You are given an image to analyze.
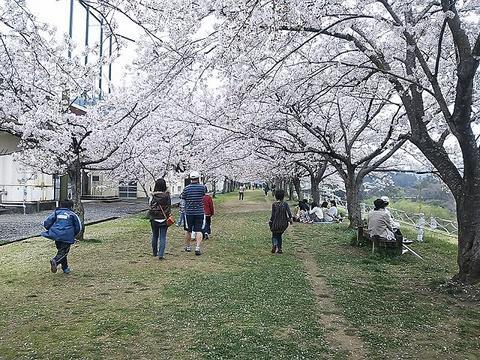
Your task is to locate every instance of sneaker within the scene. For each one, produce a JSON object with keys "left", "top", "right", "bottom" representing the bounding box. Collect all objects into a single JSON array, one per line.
[
  {"left": 277, "top": 248, "right": 283, "bottom": 254},
  {"left": 50, "top": 259, "right": 58, "bottom": 273},
  {"left": 195, "top": 248, "right": 202, "bottom": 256},
  {"left": 271, "top": 246, "right": 276, "bottom": 254},
  {"left": 63, "top": 267, "right": 71, "bottom": 274},
  {"left": 204, "top": 233, "right": 209, "bottom": 240},
  {"left": 184, "top": 246, "right": 192, "bottom": 252},
  {"left": 159, "top": 256, "right": 165, "bottom": 260}
]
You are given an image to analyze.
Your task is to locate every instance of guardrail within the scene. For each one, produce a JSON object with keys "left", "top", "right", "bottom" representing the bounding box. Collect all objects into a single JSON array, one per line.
[{"left": 336, "top": 199, "right": 458, "bottom": 238}]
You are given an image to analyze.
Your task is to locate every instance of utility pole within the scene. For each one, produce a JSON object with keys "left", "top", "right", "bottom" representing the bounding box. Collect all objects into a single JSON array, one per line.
[
  {"left": 68, "top": 0, "right": 74, "bottom": 59},
  {"left": 84, "top": 4, "right": 89, "bottom": 65},
  {"left": 108, "top": 35, "right": 113, "bottom": 93},
  {"left": 98, "top": 17, "right": 104, "bottom": 99}
]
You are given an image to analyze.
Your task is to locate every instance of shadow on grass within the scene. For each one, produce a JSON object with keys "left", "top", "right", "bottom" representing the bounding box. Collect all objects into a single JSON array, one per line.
[{"left": 81, "top": 238, "right": 102, "bottom": 244}]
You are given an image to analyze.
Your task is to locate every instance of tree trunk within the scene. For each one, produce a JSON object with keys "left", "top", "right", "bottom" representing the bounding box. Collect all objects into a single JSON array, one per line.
[
  {"left": 68, "top": 160, "right": 85, "bottom": 241},
  {"left": 293, "top": 177, "right": 302, "bottom": 201},
  {"left": 222, "top": 177, "right": 228, "bottom": 193},
  {"left": 345, "top": 178, "right": 362, "bottom": 230},
  {"left": 81, "top": 170, "right": 89, "bottom": 196},
  {"left": 274, "top": 178, "right": 282, "bottom": 190},
  {"left": 139, "top": 183, "right": 149, "bottom": 198},
  {"left": 454, "top": 191, "right": 480, "bottom": 283},
  {"left": 212, "top": 180, "right": 216, "bottom": 198},
  {"left": 288, "top": 180, "right": 294, "bottom": 200},
  {"left": 310, "top": 175, "right": 320, "bottom": 204}
]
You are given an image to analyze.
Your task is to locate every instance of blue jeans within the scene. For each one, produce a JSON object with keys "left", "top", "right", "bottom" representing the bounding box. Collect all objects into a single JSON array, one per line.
[
  {"left": 177, "top": 212, "right": 185, "bottom": 227},
  {"left": 151, "top": 220, "right": 168, "bottom": 257},
  {"left": 272, "top": 232, "right": 283, "bottom": 249}
]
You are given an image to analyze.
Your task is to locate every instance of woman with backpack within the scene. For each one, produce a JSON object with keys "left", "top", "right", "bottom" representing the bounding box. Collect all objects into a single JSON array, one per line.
[
  {"left": 149, "top": 178, "right": 171, "bottom": 260},
  {"left": 269, "top": 189, "right": 293, "bottom": 254}
]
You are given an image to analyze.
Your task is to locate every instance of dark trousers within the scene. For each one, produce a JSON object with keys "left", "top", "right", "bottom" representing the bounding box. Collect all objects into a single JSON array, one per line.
[
  {"left": 394, "top": 228, "right": 403, "bottom": 242},
  {"left": 239, "top": 192, "right": 244, "bottom": 200},
  {"left": 150, "top": 220, "right": 168, "bottom": 257},
  {"left": 54, "top": 241, "right": 71, "bottom": 270},
  {"left": 272, "top": 232, "right": 283, "bottom": 250},
  {"left": 204, "top": 216, "right": 212, "bottom": 234}
]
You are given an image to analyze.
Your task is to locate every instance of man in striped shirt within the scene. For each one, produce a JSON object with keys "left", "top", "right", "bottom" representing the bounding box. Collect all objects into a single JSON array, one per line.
[{"left": 182, "top": 171, "right": 206, "bottom": 255}]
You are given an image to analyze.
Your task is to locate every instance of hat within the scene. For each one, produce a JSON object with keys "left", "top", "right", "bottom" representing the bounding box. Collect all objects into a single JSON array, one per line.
[
  {"left": 374, "top": 198, "right": 386, "bottom": 209},
  {"left": 380, "top": 196, "right": 389, "bottom": 203},
  {"left": 189, "top": 171, "right": 200, "bottom": 179}
]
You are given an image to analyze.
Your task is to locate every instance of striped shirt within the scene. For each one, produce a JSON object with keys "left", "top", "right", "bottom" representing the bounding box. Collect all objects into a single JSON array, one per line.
[{"left": 182, "top": 183, "right": 206, "bottom": 215}]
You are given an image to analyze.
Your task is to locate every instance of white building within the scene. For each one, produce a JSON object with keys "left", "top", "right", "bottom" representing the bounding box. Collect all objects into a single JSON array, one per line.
[{"left": 0, "top": 131, "right": 56, "bottom": 212}]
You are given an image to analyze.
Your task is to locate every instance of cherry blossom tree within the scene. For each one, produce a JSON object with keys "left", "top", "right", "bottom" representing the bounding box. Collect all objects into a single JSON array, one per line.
[
  {"left": 264, "top": 0, "right": 480, "bottom": 282},
  {"left": 8, "top": 0, "right": 480, "bottom": 282},
  {"left": 0, "top": 0, "right": 97, "bottom": 129},
  {"left": 119, "top": 0, "right": 480, "bottom": 282},
  {"left": 15, "top": 91, "right": 158, "bottom": 238}
]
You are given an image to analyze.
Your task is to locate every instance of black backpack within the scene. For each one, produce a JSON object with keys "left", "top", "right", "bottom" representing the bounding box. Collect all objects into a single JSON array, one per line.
[{"left": 149, "top": 194, "right": 165, "bottom": 218}]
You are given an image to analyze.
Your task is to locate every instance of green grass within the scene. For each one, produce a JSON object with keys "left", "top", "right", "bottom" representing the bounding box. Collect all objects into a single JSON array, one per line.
[
  {"left": 0, "top": 190, "right": 329, "bottom": 359},
  {"left": 289, "top": 223, "right": 480, "bottom": 359},
  {"left": 1, "top": 189, "right": 478, "bottom": 359},
  {"left": 390, "top": 199, "right": 454, "bottom": 220}
]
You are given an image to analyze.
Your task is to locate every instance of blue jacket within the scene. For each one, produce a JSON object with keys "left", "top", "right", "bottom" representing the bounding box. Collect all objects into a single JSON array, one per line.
[{"left": 41, "top": 208, "right": 82, "bottom": 244}]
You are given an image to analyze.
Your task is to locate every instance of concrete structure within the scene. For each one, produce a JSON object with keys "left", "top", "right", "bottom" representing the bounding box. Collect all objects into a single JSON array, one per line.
[{"left": 0, "top": 131, "right": 55, "bottom": 212}]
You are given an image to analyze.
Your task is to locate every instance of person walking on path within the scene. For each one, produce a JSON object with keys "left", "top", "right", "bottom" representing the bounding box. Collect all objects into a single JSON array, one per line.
[
  {"left": 176, "top": 197, "right": 186, "bottom": 227},
  {"left": 149, "top": 178, "right": 171, "bottom": 260},
  {"left": 182, "top": 171, "right": 206, "bottom": 256},
  {"left": 269, "top": 190, "right": 293, "bottom": 254},
  {"left": 271, "top": 184, "right": 276, "bottom": 197},
  {"left": 41, "top": 200, "right": 82, "bottom": 274},
  {"left": 239, "top": 185, "right": 245, "bottom": 200},
  {"left": 202, "top": 189, "right": 215, "bottom": 240}
]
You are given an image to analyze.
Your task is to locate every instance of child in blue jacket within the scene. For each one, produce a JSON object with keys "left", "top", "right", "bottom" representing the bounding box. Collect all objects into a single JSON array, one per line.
[{"left": 41, "top": 200, "right": 82, "bottom": 274}]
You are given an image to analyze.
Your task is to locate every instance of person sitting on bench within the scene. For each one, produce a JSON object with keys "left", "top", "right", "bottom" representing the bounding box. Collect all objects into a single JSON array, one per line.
[
  {"left": 368, "top": 198, "right": 395, "bottom": 241},
  {"left": 380, "top": 196, "right": 403, "bottom": 240}
]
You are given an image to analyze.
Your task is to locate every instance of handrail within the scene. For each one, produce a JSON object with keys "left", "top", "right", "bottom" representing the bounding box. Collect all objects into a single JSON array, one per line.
[{"left": 336, "top": 199, "right": 458, "bottom": 238}]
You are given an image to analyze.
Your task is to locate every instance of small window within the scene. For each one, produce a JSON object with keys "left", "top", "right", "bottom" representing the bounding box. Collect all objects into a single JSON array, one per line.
[{"left": 92, "top": 175, "right": 100, "bottom": 182}]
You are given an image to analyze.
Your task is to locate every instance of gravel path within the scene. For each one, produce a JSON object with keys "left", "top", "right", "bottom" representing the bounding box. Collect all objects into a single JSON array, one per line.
[{"left": 0, "top": 197, "right": 179, "bottom": 244}]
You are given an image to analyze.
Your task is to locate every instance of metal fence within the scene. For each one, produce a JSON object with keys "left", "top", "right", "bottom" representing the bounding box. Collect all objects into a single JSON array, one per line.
[{"left": 336, "top": 199, "right": 458, "bottom": 238}]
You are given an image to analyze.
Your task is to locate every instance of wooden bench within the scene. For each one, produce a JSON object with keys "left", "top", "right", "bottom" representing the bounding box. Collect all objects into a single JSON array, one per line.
[
  {"left": 357, "top": 226, "right": 423, "bottom": 259},
  {"left": 359, "top": 227, "right": 402, "bottom": 255}
]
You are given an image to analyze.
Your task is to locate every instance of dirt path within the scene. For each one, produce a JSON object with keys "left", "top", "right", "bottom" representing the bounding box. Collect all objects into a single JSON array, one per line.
[
  {"left": 221, "top": 192, "right": 366, "bottom": 357},
  {"left": 225, "top": 192, "right": 367, "bottom": 357},
  {"left": 291, "top": 232, "right": 367, "bottom": 359},
  {"left": 218, "top": 192, "right": 272, "bottom": 213}
]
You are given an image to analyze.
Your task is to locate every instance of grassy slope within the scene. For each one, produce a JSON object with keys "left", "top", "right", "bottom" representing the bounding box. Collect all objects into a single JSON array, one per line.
[
  {"left": 1, "top": 191, "right": 479, "bottom": 359},
  {"left": 363, "top": 197, "right": 455, "bottom": 221},
  {"left": 0, "top": 191, "right": 328, "bottom": 359},
  {"left": 289, "top": 223, "right": 480, "bottom": 359}
]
